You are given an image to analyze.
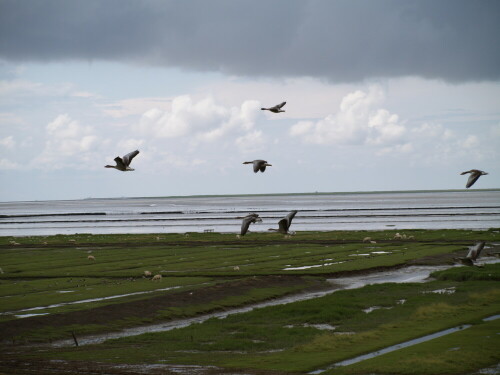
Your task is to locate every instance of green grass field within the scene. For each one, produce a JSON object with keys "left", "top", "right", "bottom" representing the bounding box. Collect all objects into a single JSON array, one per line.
[{"left": 0, "top": 229, "right": 499, "bottom": 374}]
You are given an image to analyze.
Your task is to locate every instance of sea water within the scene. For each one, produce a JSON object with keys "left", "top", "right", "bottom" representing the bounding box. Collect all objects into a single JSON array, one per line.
[{"left": 1, "top": 190, "right": 499, "bottom": 236}]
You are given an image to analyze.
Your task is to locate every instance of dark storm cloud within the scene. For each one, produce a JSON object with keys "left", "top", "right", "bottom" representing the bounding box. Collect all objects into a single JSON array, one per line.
[{"left": 1, "top": 0, "right": 499, "bottom": 82}]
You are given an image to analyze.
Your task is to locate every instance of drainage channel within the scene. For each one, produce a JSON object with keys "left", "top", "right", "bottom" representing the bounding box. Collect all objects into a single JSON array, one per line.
[
  {"left": 309, "top": 315, "right": 500, "bottom": 374},
  {"left": 49, "top": 258, "right": 499, "bottom": 348},
  {"left": 1, "top": 284, "right": 206, "bottom": 318}
]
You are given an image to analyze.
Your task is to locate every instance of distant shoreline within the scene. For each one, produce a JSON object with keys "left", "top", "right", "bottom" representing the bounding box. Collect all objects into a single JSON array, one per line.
[{"left": 2, "top": 188, "right": 499, "bottom": 204}]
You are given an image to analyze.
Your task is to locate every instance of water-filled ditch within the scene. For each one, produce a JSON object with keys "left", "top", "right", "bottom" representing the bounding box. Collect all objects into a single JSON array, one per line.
[{"left": 50, "top": 257, "right": 499, "bottom": 348}]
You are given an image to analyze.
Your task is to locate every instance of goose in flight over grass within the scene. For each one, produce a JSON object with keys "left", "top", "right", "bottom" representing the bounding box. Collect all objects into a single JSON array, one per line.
[
  {"left": 261, "top": 101, "right": 286, "bottom": 113},
  {"left": 460, "top": 169, "right": 488, "bottom": 188},
  {"left": 269, "top": 210, "right": 298, "bottom": 235},
  {"left": 239, "top": 213, "right": 263, "bottom": 237},
  {"left": 457, "top": 241, "right": 485, "bottom": 266},
  {"left": 105, "top": 150, "right": 140, "bottom": 171},
  {"left": 243, "top": 160, "right": 272, "bottom": 173}
]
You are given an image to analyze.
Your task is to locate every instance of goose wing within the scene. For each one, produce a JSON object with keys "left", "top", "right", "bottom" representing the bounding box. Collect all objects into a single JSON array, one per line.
[
  {"left": 471, "top": 241, "right": 485, "bottom": 261},
  {"left": 253, "top": 160, "right": 265, "bottom": 173},
  {"left": 285, "top": 210, "right": 297, "bottom": 224},
  {"left": 466, "top": 172, "right": 481, "bottom": 188},
  {"left": 241, "top": 214, "right": 261, "bottom": 235},
  {"left": 277, "top": 101, "right": 286, "bottom": 109},
  {"left": 241, "top": 215, "right": 257, "bottom": 235},
  {"left": 114, "top": 157, "right": 126, "bottom": 169},
  {"left": 240, "top": 217, "right": 252, "bottom": 235},
  {"left": 277, "top": 218, "right": 288, "bottom": 233},
  {"left": 122, "top": 150, "right": 139, "bottom": 167},
  {"left": 466, "top": 241, "right": 485, "bottom": 261}
]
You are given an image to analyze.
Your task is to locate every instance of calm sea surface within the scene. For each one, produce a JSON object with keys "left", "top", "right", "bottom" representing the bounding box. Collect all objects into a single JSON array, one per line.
[{"left": 1, "top": 191, "right": 499, "bottom": 236}]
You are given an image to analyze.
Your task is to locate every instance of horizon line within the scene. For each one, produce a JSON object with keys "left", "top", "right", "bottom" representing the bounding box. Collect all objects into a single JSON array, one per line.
[{"left": 1, "top": 188, "right": 499, "bottom": 204}]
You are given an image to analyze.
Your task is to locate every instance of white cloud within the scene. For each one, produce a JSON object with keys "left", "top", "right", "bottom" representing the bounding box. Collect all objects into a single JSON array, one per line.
[
  {"left": 36, "top": 114, "right": 103, "bottom": 169},
  {"left": 405, "top": 122, "right": 486, "bottom": 164},
  {"left": 46, "top": 114, "right": 92, "bottom": 139},
  {"left": 288, "top": 87, "right": 492, "bottom": 166},
  {"left": 71, "top": 91, "right": 101, "bottom": 99},
  {"left": 0, "top": 158, "right": 21, "bottom": 170},
  {"left": 460, "top": 135, "right": 479, "bottom": 149},
  {"left": 100, "top": 97, "right": 172, "bottom": 118},
  {"left": 135, "top": 95, "right": 261, "bottom": 144},
  {"left": 0, "top": 79, "right": 72, "bottom": 97},
  {"left": 366, "top": 109, "right": 405, "bottom": 145},
  {"left": 289, "top": 86, "right": 406, "bottom": 146},
  {"left": 235, "top": 130, "right": 266, "bottom": 154},
  {"left": 0, "top": 112, "right": 25, "bottom": 126},
  {"left": 0, "top": 136, "right": 16, "bottom": 149},
  {"left": 117, "top": 138, "right": 145, "bottom": 151},
  {"left": 377, "top": 143, "right": 414, "bottom": 156},
  {"left": 490, "top": 123, "right": 500, "bottom": 137},
  {"left": 0, "top": 79, "right": 43, "bottom": 96}
]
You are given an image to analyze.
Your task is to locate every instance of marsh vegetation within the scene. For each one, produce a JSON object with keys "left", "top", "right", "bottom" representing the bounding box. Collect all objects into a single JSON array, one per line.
[{"left": 0, "top": 229, "right": 499, "bottom": 374}]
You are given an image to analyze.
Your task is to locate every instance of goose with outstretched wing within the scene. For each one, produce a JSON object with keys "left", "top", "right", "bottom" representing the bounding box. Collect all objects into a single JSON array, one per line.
[
  {"left": 269, "top": 210, "right": 298, "bottom": 234},
  {"left": 243, "top": 160, "right": 272, "bottom": 173},
  {"left": 261, "top": 101, "right": 286, "bottom": 113},
  {"left": 105, "top": 150, "right": 140, "bottom": 171},
  {"left": 460, "top": 169, "right": 488, "bottom": 188},
  {"left": 457, "top": 241, "right": 485, "bottom": 266},
  {"left": 239, "top": 213, "right": 263, "bottom": 237}
]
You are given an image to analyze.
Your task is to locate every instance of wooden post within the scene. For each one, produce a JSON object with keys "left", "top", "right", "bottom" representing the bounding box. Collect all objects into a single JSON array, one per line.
[{"left": 71, "top": 331, "right": 79, "bottom": 347}]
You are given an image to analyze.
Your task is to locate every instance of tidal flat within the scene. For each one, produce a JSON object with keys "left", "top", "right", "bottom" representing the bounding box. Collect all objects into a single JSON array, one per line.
[{"left": 0, "top": 229, "right": 499, "bottom": 374}]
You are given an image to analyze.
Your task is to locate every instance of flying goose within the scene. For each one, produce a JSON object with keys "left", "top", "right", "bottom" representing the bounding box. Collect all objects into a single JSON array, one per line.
[
  {"left": 105, "top": 150, "right": 140, "bottom": 171},
  {"left": 239, "top": 213, "right": 263, "bottom": 237},
  {"left": 457, "top": 241, "right": 485, "bottom": 266},
  {"left": 269, "top": 210, "right": 298, "bottom": 235},
  {"left": 243, "top": 160, "right": 272, "bottom": 173},
  {"left": 261, "top": 101, "right": 286, "bottom": 113},
  {"left": 460, "top": 169, "right": 488, "bottom": 188}
]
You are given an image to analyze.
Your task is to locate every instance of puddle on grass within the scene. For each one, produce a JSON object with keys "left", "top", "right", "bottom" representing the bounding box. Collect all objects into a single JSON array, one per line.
[
  {"left": 363, "top": 306, "right": 392, "bottom": 313},
  {"left": 483, "top": 314, "right": 500, "bottom": 321},
  {"left": 474, "top": 363, "right": 500, "bottom": 374},
  {"left": 48, "top": 258, "right": 500, "bottom": 348},
  {"left": 423, "top": 287, "right": 456, "bottom": 295},
  {"left": 308, "top": 314, "right": 500, "bottom": 374},
  {"left": 15, "top": 313, "right": 49, "bottom": 319},
  {"left": 285, "top": 323, "right": 337, "bottom": 331},
  {"left": 283, "top": 262, "right": 345, "bottom": 271},
  {"left": 304, "top": 324, "right": 337, "bottom": 331}
]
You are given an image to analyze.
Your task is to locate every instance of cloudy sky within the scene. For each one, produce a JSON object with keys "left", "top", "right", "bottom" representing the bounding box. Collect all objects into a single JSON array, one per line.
[{"left": 1, "top": 0, "right": 499, "bottom": 201}]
